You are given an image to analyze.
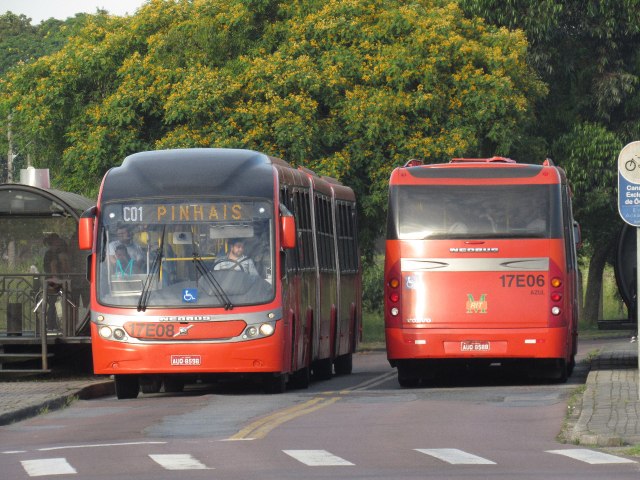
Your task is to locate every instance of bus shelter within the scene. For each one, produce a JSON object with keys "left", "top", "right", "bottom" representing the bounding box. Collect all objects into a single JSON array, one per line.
[{"left": 0, "top": 171, "right": 93, "bottom": 372}]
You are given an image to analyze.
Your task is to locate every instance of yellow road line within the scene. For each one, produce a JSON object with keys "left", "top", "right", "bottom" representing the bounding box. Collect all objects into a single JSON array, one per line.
[
  {"left": 227, "top": 396, "right": 337, "bottom": 440},
  {"left": 226, "top": 371, "right": 395, "bottom": 441}
]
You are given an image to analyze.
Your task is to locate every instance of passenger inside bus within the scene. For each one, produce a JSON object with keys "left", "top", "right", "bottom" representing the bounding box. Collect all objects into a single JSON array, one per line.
[
  {"left": 114, "top": 244, "right": 134, "bottom": 277},
  {"left": 108, "top": 225, "right": 145, "bottom": 272}
]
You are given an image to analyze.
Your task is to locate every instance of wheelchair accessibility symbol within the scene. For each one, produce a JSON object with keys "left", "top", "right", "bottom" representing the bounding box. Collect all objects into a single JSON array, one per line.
[{"left": 183, "top": 289, "right": 198, "bottom": 303}]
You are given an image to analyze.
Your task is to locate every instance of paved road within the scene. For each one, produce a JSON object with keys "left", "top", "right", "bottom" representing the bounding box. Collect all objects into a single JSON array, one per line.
[{"left": 1, "top": 338, "right": 639, "bottom": 479}]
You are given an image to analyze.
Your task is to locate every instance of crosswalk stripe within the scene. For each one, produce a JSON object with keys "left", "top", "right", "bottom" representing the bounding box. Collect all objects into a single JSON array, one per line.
[
  {"left": 148, "top": 454, "right": 211, "bottom": 470},
  {"left": 283, "top": 449, "right": 355, "bottom": 466},
  {"left": 546, "top": 449, "right": 637, "bottom": 464},
  {"left": 21, "top": 458, "right": 77, "bottom": 476},
  {"left": 415, "top": 448, "right": 496, "bottom": 465}
]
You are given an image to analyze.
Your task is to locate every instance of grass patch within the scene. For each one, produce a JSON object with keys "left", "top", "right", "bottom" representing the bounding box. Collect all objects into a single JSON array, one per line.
[
  {"left": 360, "top": 309, "right": 385, "bottom": 350},
  {"left": 557, "top": 384, "right": 587, "bottom": 444},
  {"left": 620, "top": 445, "right": 640, "bottom": 457}
]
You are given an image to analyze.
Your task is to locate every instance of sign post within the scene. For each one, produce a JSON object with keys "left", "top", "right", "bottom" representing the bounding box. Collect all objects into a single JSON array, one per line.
[{"left": 617, "top": 141, "right": 640, "bottom": 396}]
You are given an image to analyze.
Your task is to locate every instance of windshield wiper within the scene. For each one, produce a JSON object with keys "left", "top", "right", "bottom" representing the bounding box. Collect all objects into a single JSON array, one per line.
[
  {"left": 191, "top": 235, "right": 233, "bottom": 310},
  {"left": 137, "top": 227, "right": 165, "bottom": 312}
]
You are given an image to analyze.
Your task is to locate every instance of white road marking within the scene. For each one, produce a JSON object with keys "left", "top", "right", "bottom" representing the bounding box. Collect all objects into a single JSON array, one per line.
[
  {"left": 547, "top": 449, "right": 637, "bottom": 464},
  {"left": 39, "top": 441, "right": 167, "bottom": 451},
  {"left": 283, "top": 449, "right": 355, "bottom": 466},
  {"left": 415, "top": 448, "right": 496, "bottom": 465},
  {"left": 21, "top": 458, "right": 77, "bottom": 476},
  {"left": 149, "top": 454, "right": 211, "bottom": 470}
]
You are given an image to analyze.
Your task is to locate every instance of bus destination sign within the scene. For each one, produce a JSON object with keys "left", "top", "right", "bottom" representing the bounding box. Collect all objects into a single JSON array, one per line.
[{"left": 104, "top": 201, "right": 270, "bottom": 224}]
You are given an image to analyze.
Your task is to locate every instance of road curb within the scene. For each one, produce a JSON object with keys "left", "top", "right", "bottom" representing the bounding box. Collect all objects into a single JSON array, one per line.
[{"left": 0, "top": 380, "right": 114, "bottom": 427}]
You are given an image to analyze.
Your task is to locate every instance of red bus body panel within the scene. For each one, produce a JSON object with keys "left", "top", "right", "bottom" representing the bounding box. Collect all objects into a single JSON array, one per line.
[
  {"left": 85, "top": 149, "right": 361, "bottom": 389},
  {"left": 385, "top": 160, "right": 579, "bottom": 378}
]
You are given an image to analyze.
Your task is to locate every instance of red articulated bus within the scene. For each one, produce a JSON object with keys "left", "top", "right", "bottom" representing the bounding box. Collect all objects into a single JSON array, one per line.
[
  {"left": 384, "top": 157, "right": 580, "bottom": 386},
  {"left": 79, "top": 148, "right": 361, "bottom": 398}
]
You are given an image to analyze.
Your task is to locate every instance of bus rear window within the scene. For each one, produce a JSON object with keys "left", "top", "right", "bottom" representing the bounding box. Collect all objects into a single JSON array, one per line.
[{"left": 388, "top": 185, "right": 562, "bottom": 240}]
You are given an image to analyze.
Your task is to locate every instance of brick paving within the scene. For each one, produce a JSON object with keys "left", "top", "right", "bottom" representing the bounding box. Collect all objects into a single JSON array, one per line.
[{"left": 570, "top": 342, "right": 640, "bottom": 446}]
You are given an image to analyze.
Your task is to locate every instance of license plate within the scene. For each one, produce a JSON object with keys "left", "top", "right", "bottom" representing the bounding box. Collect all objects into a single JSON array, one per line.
[
  {"left": 170, "top": 355, "right": 201, "bottom": 366},
  {"left": 461, "top": 341, "right": 490, "bottom": 352}
]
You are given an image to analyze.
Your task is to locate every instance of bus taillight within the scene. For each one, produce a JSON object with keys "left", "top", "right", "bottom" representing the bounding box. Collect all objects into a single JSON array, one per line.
[
  {"left": 548, "top": 273, "right": 566, "bottom": 327},
  {"left": 385, "top": 264, "right": 402, "bottom": 327}
]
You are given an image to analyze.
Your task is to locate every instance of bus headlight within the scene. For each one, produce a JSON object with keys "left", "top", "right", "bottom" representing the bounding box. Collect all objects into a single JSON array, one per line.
[
  {"left": 245, "top": 326, "right": 259, "bottom": 338},
  {"left": 113, "top": 328, "right": 127, "bottom": 341},
  {"left": 99, "top": 326, "right": 112, "bottom": 339},
  {"left": 243, "top": 322, "right": 276, "bottom": 339},
  {"left": 259, "top": 323, "right": 275, "bottom": 336}
]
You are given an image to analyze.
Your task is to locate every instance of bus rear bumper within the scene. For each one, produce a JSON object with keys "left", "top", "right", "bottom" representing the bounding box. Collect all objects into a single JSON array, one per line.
[{"left": 385, "top": 327, "right": 570, "bottom": 362}]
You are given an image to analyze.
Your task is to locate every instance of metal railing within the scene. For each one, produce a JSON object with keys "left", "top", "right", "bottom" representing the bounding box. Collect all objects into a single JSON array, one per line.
[{"left": 0, "top": 273, "right": 90, "bottom": 339}]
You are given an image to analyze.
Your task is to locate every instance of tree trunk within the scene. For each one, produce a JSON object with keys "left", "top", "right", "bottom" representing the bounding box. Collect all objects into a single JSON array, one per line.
[{"left": 582, "top": 240, "right": 615, "bottom": 327}]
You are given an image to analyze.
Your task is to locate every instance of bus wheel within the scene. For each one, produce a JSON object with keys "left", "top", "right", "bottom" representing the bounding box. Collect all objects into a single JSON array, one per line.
[
  {"left": 289, "top": 366, "right": 310, "bottom": 389},
  {"left": 554, "top": 360, "right": 569, "bottom": 383},
  {"left": 312, "top": 358, "right": 333, "bottom": 380},
  {"left": 163, "top": 376, "right": 185, "bottom": 393},
  {"left": 567, "top": 355, "right": 576, "bottom": 376},
  {"left": 264, "top": 373, "right": 287, "bottom": 394},
  {"left": 397, "top": 366, "right": 420, "bottom": 388},
  {"left": 139, "top": 375, "right": 162, "bottom": 394},
  {"left": 114, "top": 375, "right": 139, "bottom": 399},
  {"left": 334, "top": 353, "right": 353, "bottom": 375}
]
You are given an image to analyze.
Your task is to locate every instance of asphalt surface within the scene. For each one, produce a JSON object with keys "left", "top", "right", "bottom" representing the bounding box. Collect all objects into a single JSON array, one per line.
[{"left": 0, "top": 340, "right": 639, "bottom": 447}]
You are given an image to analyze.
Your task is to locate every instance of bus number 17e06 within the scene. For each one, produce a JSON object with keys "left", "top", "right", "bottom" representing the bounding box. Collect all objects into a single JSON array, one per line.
[
  {"left": 384, "top": 157, "right": 580, "bottom": 387},
  {"left": 499, "top": 274, "right": 545, "bottom": 288}
]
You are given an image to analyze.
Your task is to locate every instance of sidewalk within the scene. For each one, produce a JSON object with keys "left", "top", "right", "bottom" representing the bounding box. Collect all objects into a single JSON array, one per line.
[
  {"left": 0, "top": 377, "right": 114, "bottom": 426},
  {"left": 0, "top": 343, "right": 639, "bottom": 448},
  {"left": 569, "top": 340, "right": 640, "bottom": 446}
]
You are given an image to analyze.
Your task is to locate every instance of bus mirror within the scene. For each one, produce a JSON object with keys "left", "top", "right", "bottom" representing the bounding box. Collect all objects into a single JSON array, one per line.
[
  {"left": 573, "top": 221, "right": 582, "bottom": 249},
  {"left": 280, "top": 215, "right": 296, "bottom": 249},
  {"left": 78, "top": 216, "right": 95, "bottom": 250}
]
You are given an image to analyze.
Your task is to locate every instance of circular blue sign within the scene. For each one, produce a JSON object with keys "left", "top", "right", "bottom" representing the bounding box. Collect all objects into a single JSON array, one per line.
[{"left": 618, "top": 141, "right": 640, "bottom": 227}]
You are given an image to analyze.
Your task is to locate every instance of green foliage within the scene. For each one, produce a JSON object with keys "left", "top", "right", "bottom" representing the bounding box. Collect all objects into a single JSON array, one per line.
[
  {"left": 459, "top": 0, "right": 640, "bottom": 324},
  {"left": 362, "top": 256, "right": 384, "bottom": 313},
  {"left": 0, "top": 0, "right": 545, "bottom": 247}
]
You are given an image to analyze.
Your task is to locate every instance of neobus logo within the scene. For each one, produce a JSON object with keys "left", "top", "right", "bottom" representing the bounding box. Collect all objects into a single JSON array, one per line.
[
  {"left": 450, "top": 247, "right": 499, "bottom": 253},
  {"left": 466, "top": 294, "right": 488, "bottom": 314}
]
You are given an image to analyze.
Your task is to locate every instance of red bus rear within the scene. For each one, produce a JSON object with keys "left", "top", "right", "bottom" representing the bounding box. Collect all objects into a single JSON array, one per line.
[{"left": 385, "top": 157, "right": 580, "bottom": 386}]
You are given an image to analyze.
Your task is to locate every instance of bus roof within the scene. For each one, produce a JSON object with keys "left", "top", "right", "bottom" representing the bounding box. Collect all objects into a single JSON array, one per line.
[
  {"left": 101, "top": 148, "right": 279, "bottom": 202},
  {"left": 392, "top": 157, "right": 564, "bottom": 185}
]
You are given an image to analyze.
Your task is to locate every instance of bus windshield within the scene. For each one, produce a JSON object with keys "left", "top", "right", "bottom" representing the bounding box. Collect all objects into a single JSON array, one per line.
[
  {"left": 388, "top": 184, "right": 562, "bottom": 240},
  {"left": 97, "top": 198, "right": 275, "bottom": 308}
]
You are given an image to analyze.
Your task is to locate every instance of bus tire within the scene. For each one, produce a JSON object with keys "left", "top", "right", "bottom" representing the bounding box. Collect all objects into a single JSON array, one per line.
[
  {"left": 567, "top": 356, "right": 576, "bottom": 376},
  {"left": 163, "top": 376, "right": 185, "bottom": 393},
  {"left": 114, "top": 374, "right": 139, "bottom": 399},
  {"left": 397, "top": 366, "right": 420, "bottom": 388},
  {"left": 264, "top": 373, "right": 287, "bottom": 394},
  {"left": 139, "top": 375, "right": 162, "bottom": 394},
  {"left": 554, "top": 360, "right": 569, "bottom": 383},
  {"left": 334, "top": 353, "right": 353, "bottom": 375},
  {"left": 312, "top": 358, "right": 333, "bottom": 380},
  {"left": 289, "top": 366, "right": 310, "bottom": 389}
]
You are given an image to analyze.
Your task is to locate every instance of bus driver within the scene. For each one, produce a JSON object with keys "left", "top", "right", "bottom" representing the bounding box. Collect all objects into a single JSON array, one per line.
[{"left": 213, "top": 238, "right": 259, "bottom": 276}]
